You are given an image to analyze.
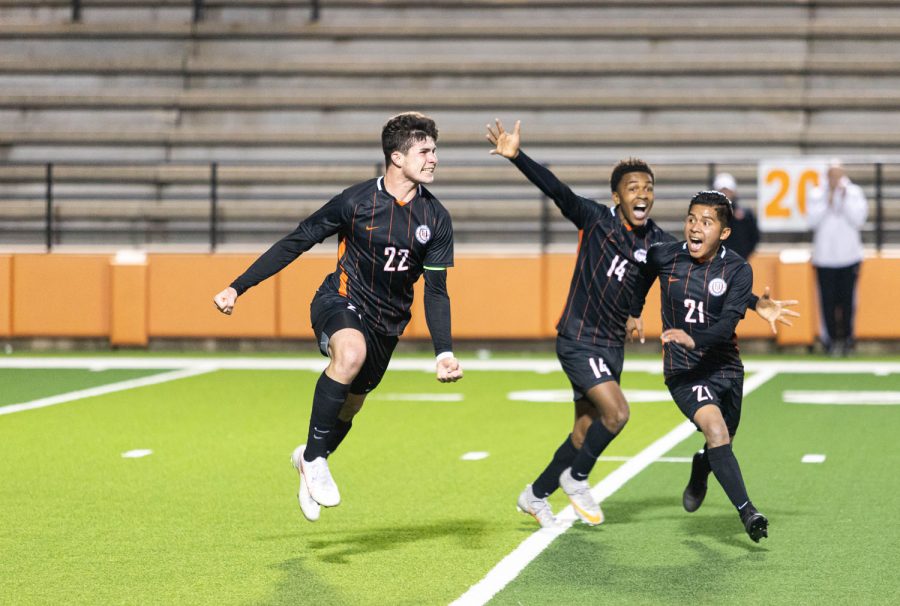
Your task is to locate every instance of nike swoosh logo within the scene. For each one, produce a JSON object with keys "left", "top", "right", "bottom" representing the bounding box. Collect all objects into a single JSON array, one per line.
[{"left": 366, "top": 226, "right": 379, "bottom": 231}]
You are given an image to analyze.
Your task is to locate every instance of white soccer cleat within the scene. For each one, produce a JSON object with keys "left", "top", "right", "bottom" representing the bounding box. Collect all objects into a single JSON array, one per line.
[
  {"left": 516, "top": 484, "right": 559, "bottom": 529},
  {"left": 298, "top": 449, "right": 341, "bottom": 507},
  {"left": 291, "top": 445, "right": 321, "bottom": 521},
  {"left": 559, "top": 468, "right": 604, "bottom": 526}
]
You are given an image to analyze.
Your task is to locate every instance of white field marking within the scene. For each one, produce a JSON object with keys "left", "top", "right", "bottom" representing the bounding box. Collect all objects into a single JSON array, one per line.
[
  {"left": 451, "top": 367, "right": 778, "bottom": 606},
  {"left": 461, "top": 452, "right": 490, "bottom": 461},
  {"left": 369, "top": 393, "right": 464, "bottom": 402},
  {"left": 783, "top": 391, "right": 900, "bottom": 405},
  {"left": 122, "top": 449, "right": 153, "bottom": 458},
  {"left": 1, "top": 357, "right": 899, "bottom": 375},
  {"left": 801, "top": 454, "right": 826, "bottom": 463},
  {"left": 598, "top": 455, "right": 692, "bottom": 463},
  {"left": 0, "top": 366, "right": 216, "bottom": 417},
  {"left": 508, "top": 389, "right": 671, "bottom": 403}
]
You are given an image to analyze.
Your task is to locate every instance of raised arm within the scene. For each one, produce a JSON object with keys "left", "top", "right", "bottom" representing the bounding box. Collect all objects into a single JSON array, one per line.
[{"left": 486, "top": 118, "right": 603, "bottom": 228}]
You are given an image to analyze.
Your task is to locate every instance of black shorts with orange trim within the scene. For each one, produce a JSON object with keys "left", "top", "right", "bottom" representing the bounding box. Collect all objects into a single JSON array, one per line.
[{"left": 310, "top": 291, "right": 398, "bottom": 395}]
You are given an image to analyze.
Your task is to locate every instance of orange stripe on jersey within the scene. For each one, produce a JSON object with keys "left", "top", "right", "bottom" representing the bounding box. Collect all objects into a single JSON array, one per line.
[
  {"left": 337, "top": 236, "right": 349, "bottom": 297},
  {"left": 557, "top": 229, "right": 585, "bottom": 327},
  {"left": 394, "top": 198, "right": 408, "bottom": 207}
]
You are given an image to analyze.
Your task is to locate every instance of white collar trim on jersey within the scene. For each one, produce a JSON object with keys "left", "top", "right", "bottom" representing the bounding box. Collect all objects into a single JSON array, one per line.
[
  {"left": 377, "top": 176, "right": 422, "bottom": 197},
  {"left": 681, "top": 242, "right": 728, "bottom": 258}
]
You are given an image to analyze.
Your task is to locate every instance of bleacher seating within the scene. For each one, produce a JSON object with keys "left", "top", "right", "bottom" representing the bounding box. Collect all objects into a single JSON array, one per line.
[{"left": 1, "top": 0, "right": 899, "bottom": 248}]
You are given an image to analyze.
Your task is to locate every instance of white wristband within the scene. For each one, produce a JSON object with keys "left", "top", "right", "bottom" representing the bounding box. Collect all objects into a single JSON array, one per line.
[{"left": 436, "top": 351, "right": 454, "bottom": 362}]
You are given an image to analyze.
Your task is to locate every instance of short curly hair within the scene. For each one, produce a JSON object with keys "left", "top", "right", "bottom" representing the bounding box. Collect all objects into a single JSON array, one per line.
[
  {"left": 382, "top": 112, "right": 438, "bottom": 165},
  {"left": 610, "top": 158, "right": 654, "bottom": 192}
]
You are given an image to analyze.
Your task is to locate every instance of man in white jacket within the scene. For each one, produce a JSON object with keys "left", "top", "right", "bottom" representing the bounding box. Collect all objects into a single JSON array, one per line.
[{"left": 807, "top": 160, "right": 868, "bottom": 356}]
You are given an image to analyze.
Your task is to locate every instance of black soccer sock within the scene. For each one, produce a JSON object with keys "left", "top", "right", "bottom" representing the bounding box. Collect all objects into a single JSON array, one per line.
[
  {"left": 326, "top": 418, "right": 353, "bottom": 456},
  {"left": 532, "top": 435, "right": 579, "bottom": 498},
  {"left": 570, "top": 420, "right": 619, "bottom": 481},
  {"left": 303, "top": 372, "right": 350, "bottom": 461},
  {"left": 707, "top": 443, "right": 751, "bottom": 511},
  {"left": 690, "top": 443, "right": 712, "bottom": 484}
]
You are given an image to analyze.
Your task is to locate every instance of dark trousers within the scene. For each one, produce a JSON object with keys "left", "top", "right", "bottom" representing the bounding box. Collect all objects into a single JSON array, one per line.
[{"left": 815, "top": 263, "right": 861, "bottom": 352}]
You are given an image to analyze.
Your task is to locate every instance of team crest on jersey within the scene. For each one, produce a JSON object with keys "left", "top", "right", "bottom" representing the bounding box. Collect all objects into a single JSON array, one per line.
[
  {"left": 415, "top": 225, "right": 432, "bottom": 244},
  {"left": 708, "top": 278, "right": 728, "bottom": 296},
  {"left": 634, "top": 248, "right": 647, "bottom": 263}
]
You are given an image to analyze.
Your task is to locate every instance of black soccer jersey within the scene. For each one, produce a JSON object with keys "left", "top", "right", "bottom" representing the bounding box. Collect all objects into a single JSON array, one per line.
[
  {"left": 230, "top": 177, "right": 454, "bottom": 336},
  {"left": 511, "top": 152, "right": 675, "bottom": 347},
  {"left": 639, "top": 241, "right": 753, "bottom": 379}
]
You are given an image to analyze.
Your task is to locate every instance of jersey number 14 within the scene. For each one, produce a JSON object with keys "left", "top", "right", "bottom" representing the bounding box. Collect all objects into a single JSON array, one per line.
[{"left": 606, "top": 255, "right": 629, "bottom": 282}]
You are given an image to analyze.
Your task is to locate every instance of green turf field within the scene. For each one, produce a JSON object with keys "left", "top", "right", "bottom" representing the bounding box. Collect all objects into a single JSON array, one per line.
[{"left": 1, "top": 356, "right": 898, "bottom": 605}]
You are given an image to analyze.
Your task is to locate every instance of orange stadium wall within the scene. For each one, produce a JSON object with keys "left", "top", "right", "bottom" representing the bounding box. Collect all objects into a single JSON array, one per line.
[{"left": 0, "top": 252, "right": 893, "bottom": 347}]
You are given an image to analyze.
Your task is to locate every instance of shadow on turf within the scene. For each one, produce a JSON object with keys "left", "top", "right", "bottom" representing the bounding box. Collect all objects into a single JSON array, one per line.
[
  {"left": 574, "top": 496, "right": 769, "bottom": 552},
  {"left": 274, "top": 519, "right": 491, "bottom": 565}
]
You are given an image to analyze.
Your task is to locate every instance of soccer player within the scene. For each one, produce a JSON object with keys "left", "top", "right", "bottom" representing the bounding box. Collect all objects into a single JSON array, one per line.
[
  {"left": 213, "top": 112, "right": 463, "bottom": 522},
  {"left": 486, "top": 119, "right": 675, "bottom": 527},
  {"left": 629, "top": 190, "right": 775, "bottom": 542},
  {"left": 486, "top": 119, "right": 797, "bottom": 530}
]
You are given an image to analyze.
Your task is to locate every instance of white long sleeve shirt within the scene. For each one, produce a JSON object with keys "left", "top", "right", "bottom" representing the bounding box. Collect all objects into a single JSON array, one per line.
[{"left": 806, "top": 177, "right": 868, "bottom": 268}]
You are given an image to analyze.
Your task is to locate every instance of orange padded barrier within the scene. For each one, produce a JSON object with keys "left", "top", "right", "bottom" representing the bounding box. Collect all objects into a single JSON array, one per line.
[
  {"left": 0, "top": 255, "right": 11, "bottom": 337},
  {"left": 110, "top": 261, "right": 148, "bottom": 346},
  {"left": 2, "top": 251, "right": 897, "bottom": 346},
  {"left": 12, "top": 254, "right": 110, "bottom": 337}
]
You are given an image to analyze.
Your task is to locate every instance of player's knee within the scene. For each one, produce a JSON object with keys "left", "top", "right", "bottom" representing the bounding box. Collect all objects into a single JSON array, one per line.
[
  {"left": 601, "top": 404, "right": 629, "bottom": 433},
  {"left": 703, "top": 424, "right": 731, "bottom": 448},
  {"left": 330, "top": 339, "right": 367, "bottom": 378}
]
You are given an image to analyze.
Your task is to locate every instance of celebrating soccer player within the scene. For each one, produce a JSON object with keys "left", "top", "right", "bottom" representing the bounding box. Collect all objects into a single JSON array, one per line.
[
  {"left": 214, "top": 112, "right": 462, "bottom": 522},
  {"left": 487, "top": 119, "right": 798, "bottom": 530},
  {"left": 486, "top": 119, "right": 676, "bottom": 527},
  {"left": 629, "top": 190, "right": 795, "bottom": 542}
]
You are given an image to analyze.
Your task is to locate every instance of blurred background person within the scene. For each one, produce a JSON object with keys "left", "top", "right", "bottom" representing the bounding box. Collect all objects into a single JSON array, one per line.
[
  {"left": 713, "top": 172, "right": 760, "bottom": 260},
  {"left": 807, "top": 160, "right": 868, "bottom": 356}
]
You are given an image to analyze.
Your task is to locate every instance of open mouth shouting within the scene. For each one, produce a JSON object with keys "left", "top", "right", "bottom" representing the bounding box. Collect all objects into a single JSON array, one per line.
[
  {"left": 687, "top": 233, "right": 704, "bottom": 255},
  {"left": 632, "top": 202, "right": 649, "bottom": 222}
]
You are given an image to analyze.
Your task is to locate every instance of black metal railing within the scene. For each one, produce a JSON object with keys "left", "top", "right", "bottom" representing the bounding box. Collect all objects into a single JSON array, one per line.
[{"left": 2, "top": 160, "right": 895, "bottom": 253}]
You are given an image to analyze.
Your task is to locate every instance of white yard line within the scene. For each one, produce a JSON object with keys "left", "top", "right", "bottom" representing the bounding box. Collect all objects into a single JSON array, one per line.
[
  {"left": 0, "top": 366, "right": 216, "bottom": 416},
  {"left": 0, "top": 357, "right": 898, "bottom": 374},
  {"left": 450, "top": 368, "right": 778, "bottom": 606}
]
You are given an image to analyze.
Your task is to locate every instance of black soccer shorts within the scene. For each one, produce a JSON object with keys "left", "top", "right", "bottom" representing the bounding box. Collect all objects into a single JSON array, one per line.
[
  {"left": 555, "top": 333, "right": 625, "bottom": 402},
  {"left": 665, "top": 372, "right": 744, "bottom": 435},
  {"left": 310, "top": 291, "right": 398, "bottom": 395}
]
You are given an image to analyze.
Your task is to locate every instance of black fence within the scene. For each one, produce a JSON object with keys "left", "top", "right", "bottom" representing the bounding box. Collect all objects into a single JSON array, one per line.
[{"left": 0, "top": 160, "right": 895, "bottom": 252}]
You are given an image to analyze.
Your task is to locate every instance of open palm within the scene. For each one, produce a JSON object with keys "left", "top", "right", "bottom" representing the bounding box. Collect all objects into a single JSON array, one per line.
[{"left": 485, "top": 118, "right": 521, "bottom": 159}]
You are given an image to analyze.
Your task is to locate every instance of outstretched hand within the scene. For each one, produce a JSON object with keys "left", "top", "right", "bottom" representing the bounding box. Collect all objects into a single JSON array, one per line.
[
  {"left": 436, "top": 356, "right": 463, "bottom": 383},
  {"left": 485, "top": 118, "right": 521, "bottom": 159},
  {"left": 755, "top": 286, "right": 800, "bottom": 334},
  {"left": 213, "top": 286, "right": 238, "bottom": 315}
]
